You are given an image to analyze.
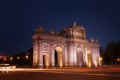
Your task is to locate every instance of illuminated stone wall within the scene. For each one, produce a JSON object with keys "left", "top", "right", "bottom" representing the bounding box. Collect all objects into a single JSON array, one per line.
[{"left": 32, "top": 22, "right": 100, "bottom": 68}]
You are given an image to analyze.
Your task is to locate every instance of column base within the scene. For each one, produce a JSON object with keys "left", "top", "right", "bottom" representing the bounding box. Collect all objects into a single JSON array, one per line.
[{"left": 38, "top": 64, "right": 43, "bottom": 68}]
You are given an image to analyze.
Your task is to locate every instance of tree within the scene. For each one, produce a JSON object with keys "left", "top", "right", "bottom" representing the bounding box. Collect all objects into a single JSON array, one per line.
[
  {"left": 16, "top": 52, "right": 26, "bottom": 65},
  {"left": 104, "top": 41, "right": 120, "bottom": 65},
  {"left": 100, "top": 47, "right": 104, "bottom": 57},
  {"left": 28, "top": 48, "right": 33, "bottom": 66}
]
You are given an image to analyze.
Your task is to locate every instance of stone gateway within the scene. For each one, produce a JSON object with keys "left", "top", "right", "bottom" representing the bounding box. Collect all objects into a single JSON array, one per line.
[{"left": 32, "top": 22, "right": 101, "bottom": 68}]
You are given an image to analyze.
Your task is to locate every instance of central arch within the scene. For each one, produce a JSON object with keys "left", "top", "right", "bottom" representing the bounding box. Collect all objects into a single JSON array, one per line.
[{"left": 54, "top": 46, "right": 63, "bottom": 68}]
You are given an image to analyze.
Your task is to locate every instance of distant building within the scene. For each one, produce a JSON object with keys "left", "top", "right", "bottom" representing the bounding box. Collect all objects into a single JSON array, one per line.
[{"left": 32, "top": 22, "right": 101, "bottom": 68}]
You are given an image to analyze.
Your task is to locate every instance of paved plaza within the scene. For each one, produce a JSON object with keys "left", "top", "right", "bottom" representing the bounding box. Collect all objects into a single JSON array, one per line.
[{"left": 0, "top": 67, "right": 120, "bottom": 80}]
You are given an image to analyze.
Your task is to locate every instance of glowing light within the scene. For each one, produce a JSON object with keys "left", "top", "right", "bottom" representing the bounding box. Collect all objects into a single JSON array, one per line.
[
  {"left": 25, "top": 55, "right": 29, "bottom": 59},
  {"left": 117, "top": 58, "right": 120, "bottom": 62},
  {"left": 88, "top": 63, "right": 91, "bottom": 68},
  {"left": 99, "top": 57, "right": 103, "bottom": 66},
  {"left": 4, "top": 58, "right": 6, "bottom": 61},
  {"left": 33, "top": 51, "right": 38, "bottom": 66},
  {"left": 100, "top": 57, "right": 103, "bottom": 61},
  {"left": 10, "top": 57, "right": 13, "bottom": 60},
  {"left": 87, "top": 50, "right": 92, "bottom": 68},
  {"left": 93, "top": 58, "right": 98, "bottom": 67},
  {"left": 55, "top": 47, "right": 63, "bottom": 52},
  {"left": 17, "top": 56, "right": 20, "bottom": 59},
  {"left": 59, "top": 53, "right": 63, "bottom": 68},
  {"left": 45, "top": 54, "right": 49, "bottom": 68}
]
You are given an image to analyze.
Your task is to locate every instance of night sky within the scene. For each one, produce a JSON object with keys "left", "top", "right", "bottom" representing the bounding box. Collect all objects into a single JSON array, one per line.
[{"left": 0, "top": 0, "right": 120, "bottom": 56}]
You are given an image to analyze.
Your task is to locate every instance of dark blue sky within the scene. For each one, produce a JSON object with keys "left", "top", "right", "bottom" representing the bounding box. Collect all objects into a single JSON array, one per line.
[{"left": 0, "top": 0, "right": 120, "bottom": 56}]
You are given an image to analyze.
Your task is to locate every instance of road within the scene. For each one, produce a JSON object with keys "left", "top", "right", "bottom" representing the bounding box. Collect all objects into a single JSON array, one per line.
[{"left": 0, "top": 67, "right": 120, "bottom": 80}]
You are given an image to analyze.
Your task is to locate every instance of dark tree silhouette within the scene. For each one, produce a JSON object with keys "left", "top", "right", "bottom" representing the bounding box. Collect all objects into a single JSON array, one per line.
[
  {"left": 28, "top": 48, "right": 33, "bottom": 66},
  {"left": 104, "top": 41, "right": 120, "bottom": 65}
]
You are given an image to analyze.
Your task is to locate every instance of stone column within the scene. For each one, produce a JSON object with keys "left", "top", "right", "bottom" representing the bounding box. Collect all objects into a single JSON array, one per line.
[
  {"left": 91, "top": 46, "right": 94, "bottom": 67},
  {"left": 73, "top": 44, "right": 77, "bottom": 66},
  {"left": 67, "top": 43, "right": 71, "bottom": 66},
  {"left": 84, "top": 46, "right": 88, "bottom": 66},
  {"left": 38, "top": 41, "right": 43, "bottom": 68},
  {"left": 64, "top": 44, "right": 68, "bottom": 67},
  {"left": 33, "top": 40, "right": 39, "bottom": 67},
  {"left": 50, "top": 43, "right": 55, "bottom": 67},
  {"left": 68, "top": 43, "right": 75, "bottom": 66},
  {"left": 82, "top": 44, "right": 86, "bottom": 66}
]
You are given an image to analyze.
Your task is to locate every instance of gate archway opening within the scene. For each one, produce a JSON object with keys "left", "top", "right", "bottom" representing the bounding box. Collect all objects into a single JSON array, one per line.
[
  {"left": 76, "top": 48, "right": 84, "bottom": 67},
  {"left": 54, "top": 46, "right": 63, "bottom": 68},
  {"left": 87, "top": 50, "right": 92, "bottom": 68},
  {"left": 43, "top": 54, "right": 49, "bottom": 68}
]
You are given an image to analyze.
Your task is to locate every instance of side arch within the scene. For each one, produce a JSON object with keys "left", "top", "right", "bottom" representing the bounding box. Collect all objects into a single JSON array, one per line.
[
  {"left": 86, "top": 50, "right": 92, "bottom": 68},
  {"left": 76, "top": 48, "right": 84, "bottom": 67}
]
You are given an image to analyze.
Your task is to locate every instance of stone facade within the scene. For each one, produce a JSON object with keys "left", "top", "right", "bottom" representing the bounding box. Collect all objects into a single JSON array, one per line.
[{"left": 32, "top": 22, "right": 101, "bottom": 68}]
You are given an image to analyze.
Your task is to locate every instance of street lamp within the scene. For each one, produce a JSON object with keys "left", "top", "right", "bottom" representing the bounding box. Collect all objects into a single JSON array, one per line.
[
  {"left": 10, "top": 57, "right": 13, "bottom": 60},
  {"left": 117, "top": 58, "right": 120, "bottom": 62},
  {"left": 25, "top": 55, "right": 29, "bottom": 59},
  {"left": 100, "top": 57, "right": 103, "bottom": 66},
  {"left": 10, "top": 57, "right": 13, "bottom": 65},
  {"left": 17, "top": 56, "right": 20, "bottom": 59},
  {"left": 100, "top": 57, "right": 103, "bottom": 61},
  {"left": 4, "top": 58, "right": 7, "bottom": 61}
]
